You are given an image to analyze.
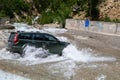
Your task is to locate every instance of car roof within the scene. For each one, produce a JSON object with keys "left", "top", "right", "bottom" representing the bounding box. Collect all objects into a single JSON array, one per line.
[{"left": 11, "top": 31, "right": 53, "bottom": 35}]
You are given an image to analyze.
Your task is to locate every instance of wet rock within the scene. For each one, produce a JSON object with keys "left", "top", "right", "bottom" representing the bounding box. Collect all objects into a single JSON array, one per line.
[{"left": 0, "top": 24, "right": 15, "bottom": 29}]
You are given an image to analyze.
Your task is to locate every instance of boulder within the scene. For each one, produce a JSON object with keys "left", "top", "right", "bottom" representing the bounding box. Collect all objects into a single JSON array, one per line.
[{"left": 0, "top": 24, "right": 15, "bottom": 29}]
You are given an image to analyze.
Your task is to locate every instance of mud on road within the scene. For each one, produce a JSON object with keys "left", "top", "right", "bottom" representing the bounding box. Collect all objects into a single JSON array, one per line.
[{"left": 0, "top": 29, "right": 120, "bottom": 80}]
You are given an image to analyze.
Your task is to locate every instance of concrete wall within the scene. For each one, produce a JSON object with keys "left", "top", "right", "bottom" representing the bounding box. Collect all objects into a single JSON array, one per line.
[{"left": 65, "top": 19, "right": 120, "bottom": 35}]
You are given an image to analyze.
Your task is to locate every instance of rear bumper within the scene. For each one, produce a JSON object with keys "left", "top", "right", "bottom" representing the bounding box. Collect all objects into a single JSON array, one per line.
[{"left": 7, "top": 46, "right": 22, "bottom": 53}]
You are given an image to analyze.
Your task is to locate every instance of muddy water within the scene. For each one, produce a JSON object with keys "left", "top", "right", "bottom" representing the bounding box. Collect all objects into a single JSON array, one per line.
[{"left": 0, "top": 27, "right": 120, "bottom": 80}]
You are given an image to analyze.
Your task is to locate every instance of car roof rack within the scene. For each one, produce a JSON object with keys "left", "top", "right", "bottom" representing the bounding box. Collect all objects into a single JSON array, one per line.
[
  {"left": 16, "top": 30, "right": 41, "bottom": 33},
  {"left": 36, "top": 31, "right": 40, "bottom": 33},
  {"left": 17, "top": 31, "right": 24, "bottom": 32}
]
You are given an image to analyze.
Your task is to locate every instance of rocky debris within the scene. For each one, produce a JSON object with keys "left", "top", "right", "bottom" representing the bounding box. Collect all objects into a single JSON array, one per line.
[
  {"left": 33, "top": 23, "right": 61, "bottom": 29},
  {"left": 73, "top": 11, "right": 86, "bottom": 20},
  {"left": 99, "top": 0, "right": 120, "bottom": 20},
  {"left": 32, "top": 24, "right": 43, "bottom": 29},
  {"left": 43, "top": 23, "right": 61, "bottom": 28}
]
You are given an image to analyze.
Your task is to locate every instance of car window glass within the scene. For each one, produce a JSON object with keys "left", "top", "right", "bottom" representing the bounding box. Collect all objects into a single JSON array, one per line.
[
  {"left": 9, "top": 33, "right": 15, "bottom": 41},
  {"left": 44, "top": 35, "right": 57, "bottom": 41},
  {"left": 19, "top": 33, "right": 32, "bottom": 40},
  {"left": 34, "top": 34, "right": 44, "bottom": 40}
]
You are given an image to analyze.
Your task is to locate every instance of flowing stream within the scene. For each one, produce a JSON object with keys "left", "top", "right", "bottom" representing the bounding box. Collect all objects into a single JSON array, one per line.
[{"left": 0, "top": 23, "right": 117, "bottom": 80}]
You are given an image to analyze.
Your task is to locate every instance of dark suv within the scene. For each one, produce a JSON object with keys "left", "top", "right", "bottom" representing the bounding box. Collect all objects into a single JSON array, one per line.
[{"left": 7, "top": 31, "right": 69, "bottom": 56}]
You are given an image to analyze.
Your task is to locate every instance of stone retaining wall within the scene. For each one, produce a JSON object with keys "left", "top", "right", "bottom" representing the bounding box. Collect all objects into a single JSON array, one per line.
[{"left": 65, "top": 19, "right": 120, "bottom": 35}]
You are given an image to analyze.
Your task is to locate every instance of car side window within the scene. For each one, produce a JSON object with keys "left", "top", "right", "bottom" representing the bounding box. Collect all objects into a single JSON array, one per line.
[
  {"left": 44, "top": 34, "right": 57, "bottom": 41},
  {"left": 34, "top": 34, "right": 44, "bottom": 40},
  {"left": 9, "top": 33, "right": 15, "bottom": 41},
  {"left": 19, "top": 33, "right": 32, "bottom": 40}
]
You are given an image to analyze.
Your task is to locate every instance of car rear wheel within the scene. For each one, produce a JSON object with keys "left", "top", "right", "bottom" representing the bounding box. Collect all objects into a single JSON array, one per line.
[{"left": 21, "top": 44, "right": 30, "bottom": 57}]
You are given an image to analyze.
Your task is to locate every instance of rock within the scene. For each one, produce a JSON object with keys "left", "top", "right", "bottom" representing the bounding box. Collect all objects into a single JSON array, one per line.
[
  {"left": 33, "top": 24, "right": 43, "bottom": 29},
  {"left": 43, "top": 23, "right": 61, "bottom": 28},
  {"left": 0, "top": 41, "right": 6, "bottom": 49},
  {"left": 0, "top": 24, "right": 15, "bottom": 29}
]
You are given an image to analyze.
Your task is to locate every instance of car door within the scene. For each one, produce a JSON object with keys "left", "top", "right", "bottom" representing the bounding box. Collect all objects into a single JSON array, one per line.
[
  {"left": 18, "top": 33, "right": 33, "bottom": 46},
  {"left": 43, "top": 34, "right": 63, "bottom": 54},
  {"left": 32, "top": 33, "right": 45, "bottom": 48}
]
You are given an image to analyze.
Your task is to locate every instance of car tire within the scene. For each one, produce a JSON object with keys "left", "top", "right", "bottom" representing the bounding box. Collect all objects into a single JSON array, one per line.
[
  {"left": 58, "top": 52, "right": 62, "bottom": 56},
  {"left": 42, "top": 43, "right": 47, "bottom": 50}
]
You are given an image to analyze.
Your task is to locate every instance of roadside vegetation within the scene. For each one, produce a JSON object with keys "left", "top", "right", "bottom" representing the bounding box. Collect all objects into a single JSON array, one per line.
[{"left": 0, "top": 0, "right": 120, "bottom": 26}]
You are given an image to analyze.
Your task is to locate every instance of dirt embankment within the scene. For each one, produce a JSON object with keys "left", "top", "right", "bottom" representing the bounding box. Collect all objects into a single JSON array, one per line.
[{"left": 99, "top": 0, "right": 120, "bottom": 20}]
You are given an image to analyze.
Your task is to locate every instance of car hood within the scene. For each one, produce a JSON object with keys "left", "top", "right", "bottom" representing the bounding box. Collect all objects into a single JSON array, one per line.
[{"left": 60, "top": 41, "right": 70, "bottom": 47}]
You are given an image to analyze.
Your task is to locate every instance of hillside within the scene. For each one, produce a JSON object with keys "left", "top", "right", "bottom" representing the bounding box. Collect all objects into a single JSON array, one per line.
[
  {"left": 0, "top": 0, "right": 120, "bottom": 25},
  {"left": 98, "top": 0, "right": 120, "bottom": 21}
]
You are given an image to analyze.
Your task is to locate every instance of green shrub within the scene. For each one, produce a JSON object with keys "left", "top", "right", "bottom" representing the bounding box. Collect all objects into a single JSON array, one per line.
[
  {"left": 38, "top": 12, "right": 54, "bottom": 25},
  {"left": 38, "top": 2, "right": 72, "bottom": 27},
  {"left": 0, "top": 12, "right": 6, "bottom": 17},
  {"left": 0, "top": 0, "right": 30, "bottom": 18},
  {"left": 103, "top": 16, "right": 112, "bottom": 22},
  {"left": 1, "top": 0, "right": 119, "bottom": 24},
  {"left": 112, "top": 19, "right": 120, "bottom": 23}
]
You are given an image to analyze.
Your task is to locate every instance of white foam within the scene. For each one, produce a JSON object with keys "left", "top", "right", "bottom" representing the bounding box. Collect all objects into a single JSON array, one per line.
[
  {"left": 21, "top": 45, "right": 50, "bottom": 61},
  {"left": 13, "top": 23, "right": 67, "bottom": 34},
  {"left": 19, "top": 45, "right": 67, "bottom": 65},
  {"left": 96, "top": 74, "right": 106, "bottom": 80},
  {"left": 63, "top": 45, "right": 116, "bottom": 62},
  {"left": 43, "top": 27, "right": 67, "bottom": 34},
  {"left": 13, "top": 23, "right": 41, "bottom": 32},
  {"left": 0, "top": 70, "right": 30, "bottom": 80},
  {"left": 0, "top": 44, "right": 116, "bottom": 65},
  {"left": 0, "top": 48, "right": 20, "bottom": 59},
  {"left": 2, "top": 46, "right": 65, "bottom": 65},
  {"left": 48, "top": 60, "right": 76, "bottom": 79}
]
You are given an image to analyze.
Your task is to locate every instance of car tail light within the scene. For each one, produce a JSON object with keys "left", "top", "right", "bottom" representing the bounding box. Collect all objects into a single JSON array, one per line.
[{"left": 13, "top": 33, "right": 19, "bottom": 44}]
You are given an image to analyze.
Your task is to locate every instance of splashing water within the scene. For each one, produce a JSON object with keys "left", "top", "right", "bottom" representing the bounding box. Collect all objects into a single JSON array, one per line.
[
  {"left": 48, "top": 60, "right": 76, "bottom": 79},
  {"left": 63, "top": 45, "right": 116, "bottom": 62},
  {"left": 96, "top": 74, "right": 106, "bottom": 80},
  {"left": 0, "top": 23, "right": 116, "bottom": 65},
  {"left": 0, "top": 48, "right": 20, "bottom": 59},
  {"left": 22, "top": 45, "right": 50, "bottom": 61},
  {"left": 0, "top": 23, "right": 117, "bottom": 79},
  {"left": 13, "top": 23, "right": 67, "bottom": 34},
  {"left": 13, "top": 23, "right": 40, "bottom": 32},
  {"left": 0, "top": 70, "right": 30, "bottom": 80},
  {"left": 0, "top": 44, "right": 116, "bottom": 65}
]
